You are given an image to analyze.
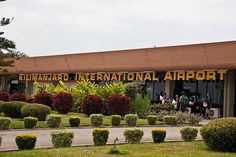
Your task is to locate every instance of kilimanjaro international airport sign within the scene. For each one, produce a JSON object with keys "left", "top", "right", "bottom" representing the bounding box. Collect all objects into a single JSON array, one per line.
[{"left": 18, "top": 70, "right": 227, "bottom": 82}]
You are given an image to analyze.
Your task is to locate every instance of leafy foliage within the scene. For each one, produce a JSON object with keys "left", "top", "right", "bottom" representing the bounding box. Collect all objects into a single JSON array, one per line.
[
  {"left": 200, "top": 118, "right": 236, "bottom": 152},
  {"left": 50, "top": 130, "right": 74, "bottom": 148},
  {"left": 180, "top": 127, "right": 198, "bottom": 142},
  {"left": 92, "top": 128, "right": 109, "bottom": 146},
  {"left": 33, "top": 92, "right": 53, "bottom": 108},
  {"left": 124, "top": 128, "right": 143, "bottom": 144},
  {"left": 147, "top": 115, "right": 157, "bottom": 125},
  {"left": 15, "top": 134, "right": 37, "bottom": 150},
  {"left": 0, "top": 117, "right": 11, "bottom": 130},
  {"left": 46, "top": 115, "right": 62, "bottom": 128},
  {"left": 69, "top": 116, "right": 80, "bottom": 127},
  {"left": 2, "top": 101, "right": 28, "bottom": 118},
  {"left": 97, "top": 82, "right": 125, "bottom": 100},
  {"left": 152, "top": 129, "right": 166, "bottom": 143},
  {"left": 0, "top": 92, "right": 9, "bottom": 101},
  {"left": 125, "top": 114, "right": 138, "bottom": 126},
  {"left": 81, "top": 95, "right": 104, "bottom": 115},
  {"left": 9, "top": 92, "right": 27, "bottom": 102},
  {"left": 111, "top": 115, "right": 121, "bottom": 126},
  {"left": 21, "top": 103, "right": 51, "bottom": 121},
  {"left": 23, "top": 117, "right": 38, "bottom": 129},
  {"left": 163, "top": 116, "right": 178, "bottom": 125},
  {"left": 124, "top": 83, "right": 139, "bottom": 100},
  {"left": 107, "top": 94, "right": 131, "bottom": 116},
  {"left": 90, "top": 114, "right": 103, "bottom": 127},
  {"left": 53, "top": 92, "right": 73, "bottom": 114},
  {"left": 132, "top": 94, "right": 150, "bottom": 118}
]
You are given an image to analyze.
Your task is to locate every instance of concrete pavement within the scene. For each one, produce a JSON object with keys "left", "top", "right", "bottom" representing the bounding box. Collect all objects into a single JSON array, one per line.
[{"left": 0, "top": 126, "right": 203, "bottom": 151}]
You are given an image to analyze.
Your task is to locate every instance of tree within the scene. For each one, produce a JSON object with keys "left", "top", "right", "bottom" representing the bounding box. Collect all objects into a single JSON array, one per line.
[{"left": 0, "top": 0, "right": 27, "bottom": 91}]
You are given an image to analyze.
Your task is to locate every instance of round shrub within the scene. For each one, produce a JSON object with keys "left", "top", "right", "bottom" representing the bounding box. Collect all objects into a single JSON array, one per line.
[
  {"left": 15, "top": 134, "right": 37, "bottom": 150},
  {"left": 92, "top": 128, "right": 109, "bottom": 146},
  {"left": 69, "top": 116, "right": 80, "bottom": 127},
  {"left": 0, "top": 92, "right": 9, "bottom": 102},
  {"left": 33, "top": 92, "right": 53, "bottom": 108},
  {"left": 124, "top": 128, "right": 144, "bottom": 144},
  {"left": 46, "top": 115, "right": 62, "bottom": 128},
  {"left": 0, "top": 117, "right": 11, "bottom": 130},
  {"left": 152, "top": 129, "right": 166, "bottom": 143},
  {"left": 111, "top": 115, "right": 121, "bottom": 126},
  {"left": 9, "top": 92, "right": 26, "bottom": 102},
  {"left": 50, "top": 130, "right": 74, "bottom": 148},
  {"left": 90, "top": 114, "right": 103, "bottom": 127},
  {"left": 200, "top": 118, "right": 236, "bottom": 152},
  {"left": 21, "top": 103, "right": 51, "bottom": 121},
  {"left": 53, "top": 92, "right": 73, "bottom": 114},
  {"left": 147, "top": 115, "right": 157, "bottom": 125},
  {"left": 163, "top": 116, "right": 178, "bottom": 125},
  {"left": 180, "top": 127, "right": 198, "bottom": 142},
  {"left": 24, "top": 117, "right": 38, "bottom": 129},
  {"left": 125, "top": 114, "right": 138, "bottom": 126},
  {"left": 107, "top": 94, "right": 131, "bottom": 116},
  {"left": 1, "top": 101, "right": 28, "bottom": 118},
  {"left": 81, "top": 95, "right": 104, "bottom": 115},
  {"left": 124, "top": 83, "right": 138, "bottom": 100}
]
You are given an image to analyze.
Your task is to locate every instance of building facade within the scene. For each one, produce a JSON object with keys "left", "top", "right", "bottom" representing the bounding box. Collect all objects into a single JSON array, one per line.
[{"left": 1, "top": 40, "right": 236, "bottom": 117}]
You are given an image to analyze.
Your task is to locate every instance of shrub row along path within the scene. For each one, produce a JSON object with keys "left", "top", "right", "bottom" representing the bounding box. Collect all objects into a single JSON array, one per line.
[{"left": 0, "top": 125, "right": 205, "bottom": 151}]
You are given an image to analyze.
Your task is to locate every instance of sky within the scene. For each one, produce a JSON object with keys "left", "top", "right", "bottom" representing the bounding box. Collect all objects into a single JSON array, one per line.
[{"left": 1, "top": 0, "right": 236, "bottom": 56}]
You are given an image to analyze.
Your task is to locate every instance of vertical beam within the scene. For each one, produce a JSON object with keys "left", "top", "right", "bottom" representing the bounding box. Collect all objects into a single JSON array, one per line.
[
  {"left": 223, "top": 70, "right": 235, "bottom": 117},
  {"left": 165, "top": 80, "right": 174, "bottom": 99}
]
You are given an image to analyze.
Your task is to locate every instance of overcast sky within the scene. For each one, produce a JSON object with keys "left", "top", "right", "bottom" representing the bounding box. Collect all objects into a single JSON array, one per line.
[{"left": 1, "top": 0, "right": 236, "bottom": 56}]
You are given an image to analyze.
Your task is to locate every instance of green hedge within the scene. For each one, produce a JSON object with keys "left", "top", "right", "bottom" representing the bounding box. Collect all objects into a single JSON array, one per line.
[
  {"left": 124, "top": 128, "right": 143, "bottom": 144},
  {"left": 69, "top": 116, "right": 80, "bottom": 127},
  {"left": 46, "top": 115, "right": 62, "bottom": 128},
  {"left": 152, "top": 129, "right": 166, "bottom": 143},
  {"left": 163, "top": 116, "right": 178, "bottom": 125},
  {"left": 24, "top": 117, "right": 38, "bottom": 129},
  {"left": 92, "top": 128, "right": 109, "bottom": 146},
  {"left": 147, "top": 115, "right": 157, "bottom": 125},
  {"left": 50, "top": 130, "right": 74, "bottom": 148},
  {"left": 200, "top": 118, "right": 236, "bottom": 152},
  {"left": 15, "top": 133, "right": 37, "bottom": 150},
  {"left": 125, "top": 114, "right": 138, "bottom": 126},
  {"left": 90, "top": 114, "right": 103, "bottom": 127},
  {"left": 21, "top": 103, "right": 51, "bottom": 121},
  {"left": 0, "top": 117, "right": 11, "bottom": 130},
  {"left": 180, "top": 127, "right": 198, "bottom": 142},
  {"left": 111, "top": 115, "right": 121, "bottom": 126},
  {"left": 2, "top": 101, "right": 28, "bottom": 118}
]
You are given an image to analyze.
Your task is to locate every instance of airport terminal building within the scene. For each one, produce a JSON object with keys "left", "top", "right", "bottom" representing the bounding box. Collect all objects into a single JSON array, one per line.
[{"left": 0, "top": 40, "right": 235, "bottom": 117}]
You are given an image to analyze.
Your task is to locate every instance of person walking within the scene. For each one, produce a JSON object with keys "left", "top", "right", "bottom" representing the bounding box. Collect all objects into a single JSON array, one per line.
[
  {"left": 204, "top": 92, "right": 212, "bottom": 119},
  {"left": 179, "top": 91, "right": 188, "bottom": 112}
]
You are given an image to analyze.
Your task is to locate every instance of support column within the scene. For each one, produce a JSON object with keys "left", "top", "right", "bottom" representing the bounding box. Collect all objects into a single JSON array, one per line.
[
  {"left": 223, "top": 70, "right": 235, "bottom": 117},
  {"left": 165, "top": 80, "right": 174, "bottom": 99}
]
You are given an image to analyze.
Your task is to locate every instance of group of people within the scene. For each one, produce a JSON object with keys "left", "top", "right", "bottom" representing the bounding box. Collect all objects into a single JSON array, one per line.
[{"left": 159, "top": 91, "right": 212, "bottom": 118}]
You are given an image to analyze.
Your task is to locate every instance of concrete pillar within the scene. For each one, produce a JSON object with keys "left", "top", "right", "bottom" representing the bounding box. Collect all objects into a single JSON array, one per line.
[
  {"left": 223, "top": 70, "right": 235, "bottom": 117},
  {"left": 165, "top": 80, "right": 174, "bottom": 99}
]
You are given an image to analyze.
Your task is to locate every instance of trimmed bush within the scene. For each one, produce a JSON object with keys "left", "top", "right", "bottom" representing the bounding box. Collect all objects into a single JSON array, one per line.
[
  {"left": 46, "top": 115, "right": 62, "bottom": 128},
  {"left": 53, "top": 92, "right": 73, "bottom": 114},
  {"left": 124, "top": 128, "right": 144, "bottom": 144},
  {"left": 92, "top": 128, "right": 109, "bottom": 146},
  {"left": 163, "top": 116, "right": 178, "bottom": 125},
  {"left": 50, "top": 130, "right": 74, "bottom": 148},
  {"left": 15, "top": 134, "right": 37, "bottom": 150},
  {"left": 24, "top": 117, "right": 38, "bottom": 129},
  {"left": 1, "top": 101, "right": 28, "bottom": 118},
  {"left": 125, "top": 114, "right": 138, "bottom": 126},
  {"left": 81, "top": 95, "right": 104, "bottom": 115},
  {"left": 187, "top": 114, "right": 203, "bottom": 125},
  {"left": 90, "top": 114, "right": 103, "bottom": 127},
  {"left": 200, "top": 118, "right": 236, "bottom": 152},
  {"left": 0, "top": 92, "right": 9, "bottom": 102},
  {"left": 107, "top": 94, "right": 131, "bottom": 116},
  {"left": 33, "top": 92, "right": 53, "bottom": 108},
  {"left": 111, "top": 115, "right": 121, "bottom": 126},
  {"left": 152, "top": 129, "right": 166, "bottom": 143},
  {"left": 180, "top": 127, "right": 198, "bottom": 142},
  {"left": 69, "top": 116, "right": 80, "bottom": 127},
  {"left": 9, "top": 92, "right": 26, "bottom": 102},
  {"left": 0, "top": 117, "right": 11, "bottom": 130},
  {"left": 147, "top": 115, "right": 157, "bottom": 125},
  {"left": 21, "top": 103, "right": 51, "bottom": 121}
]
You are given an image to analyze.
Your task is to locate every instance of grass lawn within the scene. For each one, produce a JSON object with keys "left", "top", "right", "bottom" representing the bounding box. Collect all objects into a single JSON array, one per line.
[
  {"left": 0, "top": 142, "right": 235, "bottom": 157},
  {"left": 4, "top": 112, "right": 163, "bottom": 129}
]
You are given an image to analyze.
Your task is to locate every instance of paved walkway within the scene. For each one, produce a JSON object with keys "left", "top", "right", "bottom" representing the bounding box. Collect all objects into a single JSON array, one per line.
[{"left": 0, "top": 126, "right": 203, "bottom": 151}]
